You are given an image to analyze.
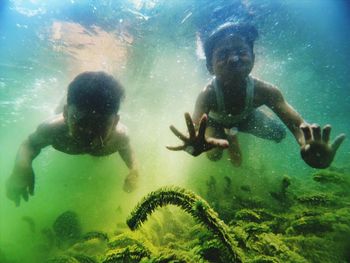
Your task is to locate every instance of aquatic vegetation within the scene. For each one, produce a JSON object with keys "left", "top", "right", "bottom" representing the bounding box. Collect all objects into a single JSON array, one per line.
[
  {"left": 269, "top": 176, "right": 293, "bottom": 207},
  {"left": 53, "top": 211, "right": 82, "bottom": 246},
  {"left": 312, "top": 170, "right": 347, "bottom": 185},
  {"left": 248, "top": 255, "right": 279, "bottom": 263},
  {"left": 245, "top": 233, "right": 308, "bottom": 263},
  {"left": 70, "top": 254, "right": 97, "bottom": 263},
  {"left": 107, "top": 233, "right": 153, "bottom": 255},
  {"left": 145, "top": 248, "right": 197, "bottom": 263},
  {"left": 234, "top": 209, "right": 262, "bottom": 223},
  {"left": 284, "top": 236, "right": 345, "bottom": 263},
  {"left": 243, "top": 223, "right": 270, "bottom": 241},
  {"left": 102, "top": 245, "right": 150, "bottom": 263},
  {"left": 287, "top": 215, "right": 333, "bottom": 235},
  {"left": 224, "top": 176, "right": 233, "bottom": 195},
  {"left": 82, "top": 231, "right": 109, "bottom": 243},
  {"left": 46, "top": 255, "right": 80, "bottom": 263},
  {"left": 240, "top": 185, "right": 252, "bottom": 193},
  {"left": 126, "top": 186, "right": 243, "bottom": 262},
  {"left": 296, "top": 193, "right": 333, "bottom": 206}
]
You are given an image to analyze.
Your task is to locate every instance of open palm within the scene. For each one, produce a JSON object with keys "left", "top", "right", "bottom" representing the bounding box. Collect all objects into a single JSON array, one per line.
[
  {"left": 167, "top": 113, "right": 229, "bottom": 156},
  {"left": 300, "top": 124, "right": 345, "bottom": 169}
]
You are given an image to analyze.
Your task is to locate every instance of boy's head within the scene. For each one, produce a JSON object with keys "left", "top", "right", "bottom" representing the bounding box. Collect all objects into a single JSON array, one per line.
[
  {"left": 64, "top": 71, "right": 125, "bottom": 146},
  {"left": 204, "top": 23, "right": 258, "bottom": 77}
]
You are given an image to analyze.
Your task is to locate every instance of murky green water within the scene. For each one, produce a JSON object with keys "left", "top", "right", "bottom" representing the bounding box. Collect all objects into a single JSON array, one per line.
[{"left": 0, "top": 1, "right": 349, "bottom": 262}]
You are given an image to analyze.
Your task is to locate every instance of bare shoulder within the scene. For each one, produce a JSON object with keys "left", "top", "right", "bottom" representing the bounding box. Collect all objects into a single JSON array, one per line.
[
  {"left": 252, "top": 76, "right": 284, "bottom": 106},
  {"left": 29, "top": 114, "right": 66, "bottom": 147},
  {"left": 196, "top": 81, "right": 216, "bottom": 110},
  {"left": 35, "top": 114, "right": 66, "bottom": 135},
  {"left": 115, "top": 121, "right": 129, "bottom": 137},
  {"left": 202, "top": 82, "right": 215, "bottom": 99},
  {"left": 111, "top": 121, "right": 130, "bottom": 148}
]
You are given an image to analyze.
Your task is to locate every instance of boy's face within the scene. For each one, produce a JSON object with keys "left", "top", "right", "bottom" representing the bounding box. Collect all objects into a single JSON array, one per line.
[
  {"left": 64, "top": 105, "right": 119, "bottom": 147},
  {"left": 211, "top": 35, "right": 254, "bottom": 80}
]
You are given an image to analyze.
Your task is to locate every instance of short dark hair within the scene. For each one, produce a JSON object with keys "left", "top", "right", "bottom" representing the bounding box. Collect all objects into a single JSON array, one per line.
[
  {"left": 204, "top": 23, "right": 258, "bottom": 72},
  {"left": 67, "top": 71, "right": 125, "bottom": 115}
]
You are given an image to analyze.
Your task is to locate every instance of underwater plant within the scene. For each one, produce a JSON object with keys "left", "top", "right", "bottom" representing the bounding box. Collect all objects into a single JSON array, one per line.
[
  {"left": 312, "top": 170, "right": 347, "bottom": 185},
  {"left": 296, "top": 193, "right": 333, "bottom": 206},
  {"left": 53, "top": 211, "right": 82, "bottom": 246},
  {"left": 102, "top": 245, "right": 150, "bottom": 263},
  {"left": 71, "top": 254, "right": 97, "bottom": 263},
  {"left": 126, "top": 186, "right": 243, "bottom": 262},
  {"left": 46, "top": 255, "right": 80, "bottom": 263},
  {"left": 269, "top": 176, "right": 293, "bottom": 207},
  {"left": 82, "top": 231, "right": 109, "bottom": 243}
]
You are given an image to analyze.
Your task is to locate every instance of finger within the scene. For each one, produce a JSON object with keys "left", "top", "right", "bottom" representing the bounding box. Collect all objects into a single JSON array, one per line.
[
  {"left": 28, "top": 173, "right": 35, "bottom": 196},
  {"left": 331, "top": 133, "right": 346, "bottom": 152},
  {"left": 169, "top": 125, "right": 187, "bottom": 141},
  {"left": 198, "top": 114, "right": 208, "bottom": 139},
  {"left": 206, "top": 137, "right": 229, "bottom": 149},
  {"left": 322, "top": 125, "right": 331, "bottom": 143},
  {"left": 184, "top": 113, "right": 196, "bottom": 139},
  {"left": 311, "top": 124, "right": 321, "bottom": 142},
  {"left": 22, "top": 190, "right": 29, "bottom": 202},
  {"left": 166, "top": 145, "right": 186, "bottom": 151},
  {"left": 300, "top": 124, "right": 312, "bottom": 142}
]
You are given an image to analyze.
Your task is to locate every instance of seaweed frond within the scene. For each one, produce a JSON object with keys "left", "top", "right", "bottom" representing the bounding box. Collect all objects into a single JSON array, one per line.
[{"left": 126, "top": 186, "right": 243, "bottom": 262}]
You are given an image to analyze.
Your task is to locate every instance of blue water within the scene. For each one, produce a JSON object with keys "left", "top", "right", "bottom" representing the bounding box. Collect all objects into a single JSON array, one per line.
[{"left": 0, "top": 1, "right": 349, "bottom": 262}]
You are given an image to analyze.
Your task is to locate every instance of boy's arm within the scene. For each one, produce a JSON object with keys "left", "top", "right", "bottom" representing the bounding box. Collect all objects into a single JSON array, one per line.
[
  {"left": 264, "top": 83, "right": 345, "bottom": 168},
  {"left": 263, "top": 85, "right": 305, "bottom": 145},
  {"left": 6, "top": 122, "right": 53, "bottom": 206},
  {"left": 116, "top": 127, "right": 138, "bottom": 193},
  {"left": 192, "top": 88, "right": 211, "bottom": 125}
]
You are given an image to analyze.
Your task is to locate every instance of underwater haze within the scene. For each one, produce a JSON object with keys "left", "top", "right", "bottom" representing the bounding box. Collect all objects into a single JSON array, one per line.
[{"left": 0, "top": 0, "right": 350, "bottom": 262}]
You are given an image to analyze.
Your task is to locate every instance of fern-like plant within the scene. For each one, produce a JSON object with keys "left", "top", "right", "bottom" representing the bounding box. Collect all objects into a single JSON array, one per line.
[{"left": 126, "top": 186, "right": 243, "bottom": 263}]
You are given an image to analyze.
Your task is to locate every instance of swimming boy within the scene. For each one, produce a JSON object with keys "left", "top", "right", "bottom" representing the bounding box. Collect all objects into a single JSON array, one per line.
[
  {"left": 6, "top": 71, "right": 138, "bottom": 206},
  {"left": 167, "top": 23, "right": 345, "bottom": 169}
]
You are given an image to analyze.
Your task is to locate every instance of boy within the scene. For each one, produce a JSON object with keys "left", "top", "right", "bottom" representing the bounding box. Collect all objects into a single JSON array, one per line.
[
  {"left": 6, "top": 71, "right": 138, "bottom": 206},
  {"left": 167, "top": 23, "right": 345, "bottom": 169}
]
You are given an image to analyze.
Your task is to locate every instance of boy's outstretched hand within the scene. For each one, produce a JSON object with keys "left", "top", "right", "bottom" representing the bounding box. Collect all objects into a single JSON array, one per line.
[
  {"left": 123, "top": 169, "right": 139, "bottom": 193},
  {"left": 6, "top": 165, "right": 35, "bottom": 206},
  {"left": 300, "top": 124, "right": 346, "bottom": 169},
  {"left": 167, "top": 113, "right": 229, "bottom": 156}
]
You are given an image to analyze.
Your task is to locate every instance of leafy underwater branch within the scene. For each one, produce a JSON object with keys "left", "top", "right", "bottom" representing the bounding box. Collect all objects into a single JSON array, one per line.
[{"left": 126, "top": 186, "right": 243, "bottom": 262}]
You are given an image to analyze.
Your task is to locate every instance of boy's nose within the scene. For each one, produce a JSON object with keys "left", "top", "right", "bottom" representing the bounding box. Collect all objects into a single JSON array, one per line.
[{"left": 227, "top": 54, "right": 240, "bottom": 64}]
